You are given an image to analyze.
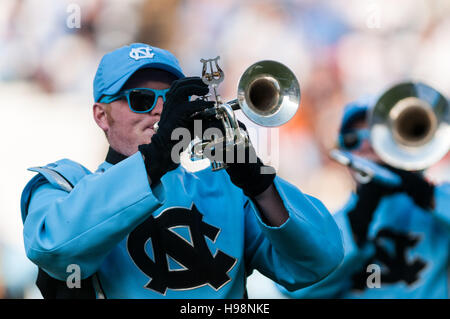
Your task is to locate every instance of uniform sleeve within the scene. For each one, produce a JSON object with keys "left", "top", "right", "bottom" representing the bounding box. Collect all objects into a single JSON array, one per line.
[
  {"left": 243, "top": 176, "right": 345, "bottom": 292},
  {"left": 431, "top": 183, "right": 450, "bottom": 233},
  {"left": 23, "top": 152, "right": 165, "bottom": 280},
  {"left": 277, "top": 204, "right": 375, "bottom": 298}
]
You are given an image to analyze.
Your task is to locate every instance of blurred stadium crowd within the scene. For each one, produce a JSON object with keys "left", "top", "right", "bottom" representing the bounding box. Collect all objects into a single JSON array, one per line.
[{"left": 0, "top": 0, "right": 449, "bottom": 298}]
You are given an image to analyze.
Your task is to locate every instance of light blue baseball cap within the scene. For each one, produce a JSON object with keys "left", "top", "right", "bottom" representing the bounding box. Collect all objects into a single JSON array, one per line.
[
  {"left": 93, "top": 43, "right": 185, "bottom": 102},
  {"left": 339, "top": 95, "right": 377, "bottom": 134}
]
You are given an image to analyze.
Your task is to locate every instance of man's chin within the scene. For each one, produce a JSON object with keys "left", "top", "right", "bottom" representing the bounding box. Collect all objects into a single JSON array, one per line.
[{"left": 141, "top": 129, "right": 155, "bottom": 144}]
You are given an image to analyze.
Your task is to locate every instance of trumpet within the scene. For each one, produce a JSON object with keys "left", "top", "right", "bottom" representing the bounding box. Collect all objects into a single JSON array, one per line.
[
  {"left": 331, "top": 82, "right": 449, "bottom": 185},
  {"left": 189, "top": 59, "right": 301, "bottom": 171},
  {"left": 369, "top": 81, "right": 449, "bottom": 171}
]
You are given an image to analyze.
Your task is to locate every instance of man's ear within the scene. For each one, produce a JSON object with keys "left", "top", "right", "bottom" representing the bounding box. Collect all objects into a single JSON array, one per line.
[{"left": 93, "top": 102, "right": 110, "bottom": 134}]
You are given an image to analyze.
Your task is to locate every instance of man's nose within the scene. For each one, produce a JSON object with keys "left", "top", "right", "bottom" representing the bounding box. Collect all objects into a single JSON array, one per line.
[{"left": 150, "top": 96, "right": 164, "bottom": 116}]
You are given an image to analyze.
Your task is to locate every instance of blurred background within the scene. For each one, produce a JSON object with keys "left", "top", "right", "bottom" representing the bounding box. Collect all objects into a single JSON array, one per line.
[{"left": 0, "top": 0, "right": 449, "bottom": 298}]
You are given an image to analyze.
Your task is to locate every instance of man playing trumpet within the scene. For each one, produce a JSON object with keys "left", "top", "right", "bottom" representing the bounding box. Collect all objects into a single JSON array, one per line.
[
  {"left": 20, "top": 43, "right": 343, "bottom": 298},
  {"left": 280, "top": 87, "right": 450, "bottom": 298}
]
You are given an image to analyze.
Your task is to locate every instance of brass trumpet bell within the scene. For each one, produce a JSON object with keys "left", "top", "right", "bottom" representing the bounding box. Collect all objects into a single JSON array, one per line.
[
  {"left": 237, "top": 60, "right": 301, "bottom": 127},
  {"left": 369, "top": 82, "right": 450, "bottom": 171}
]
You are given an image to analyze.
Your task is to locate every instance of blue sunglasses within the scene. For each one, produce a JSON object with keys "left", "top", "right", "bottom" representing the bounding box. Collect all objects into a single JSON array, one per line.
[
  {"left": 338, "top": 129, "right": 370, "bottom": 151},
  {"left": 99, "top": 88, "right": 170, "bottom": 113}
]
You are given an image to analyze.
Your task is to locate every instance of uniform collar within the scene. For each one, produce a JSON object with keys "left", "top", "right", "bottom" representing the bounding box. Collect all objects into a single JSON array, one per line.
[{"left": 105, "top": 147, "right": 128, "bottom": 165}]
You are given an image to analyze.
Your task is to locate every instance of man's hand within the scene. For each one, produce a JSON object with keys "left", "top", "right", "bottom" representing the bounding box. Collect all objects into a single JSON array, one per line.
[
  {"left": 349, "top": 165, "right": 435, "bottom": 247},
  {"left": 348, "top": 180, "right": 398, "bottom": 247},
  {"left": 139, "top": 77, "right": 215, "bottom": 184},
  {"left": 202, "top": 119, "right": 276, "bottom": 198},
  {"left": 198, "top": 117, "right": 288, "bottom": 226},
  {"left": 387, "top": 167, "right": 435, "bottom": 211}
]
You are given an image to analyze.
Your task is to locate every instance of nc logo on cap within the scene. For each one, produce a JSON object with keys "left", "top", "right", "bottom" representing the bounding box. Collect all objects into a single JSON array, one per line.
[{"left": 129, "top": 46, "right": 155, "bottom": 61}]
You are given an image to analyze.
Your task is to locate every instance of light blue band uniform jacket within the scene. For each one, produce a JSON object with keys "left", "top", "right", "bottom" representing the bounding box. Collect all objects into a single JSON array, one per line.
[
  {"left": 21, "top": 149, "right": 344, "bottom": 299},
  {"left": 279, "top": 183, "right": 450, "bottom": 299}
]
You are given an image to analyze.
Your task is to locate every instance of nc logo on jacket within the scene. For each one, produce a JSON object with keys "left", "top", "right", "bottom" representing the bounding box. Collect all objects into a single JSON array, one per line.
[
  {"left": 129, "top": 46, "right": 154, "bottom": 60},
  {"left": 351, "top": 228, "right": 426, "bottom": 290},
  {"left": 127, "top": 204, "right": 237, "bottom": 295}
]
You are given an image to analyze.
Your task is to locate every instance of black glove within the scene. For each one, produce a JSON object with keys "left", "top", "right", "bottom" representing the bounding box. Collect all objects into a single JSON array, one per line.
[
  {"left": 201, "top": 118, "right": 276, "bottom": 198},
  {"left": 386, "top": 167, "right": 435, "bottom": 211},
  {"left": 348, "top": 180, "right": 399, "bottom": 247},
  {"left": 139, "top": 77, "right": 215, "bottom": 183}
]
